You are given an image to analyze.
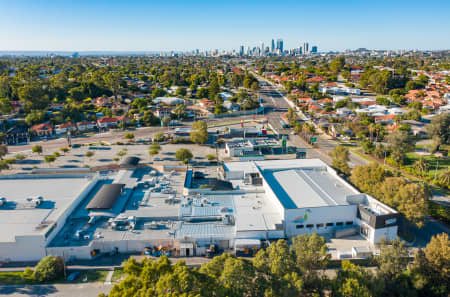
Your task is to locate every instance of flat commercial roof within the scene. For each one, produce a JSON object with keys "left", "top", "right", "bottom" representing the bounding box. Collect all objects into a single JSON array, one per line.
[
  {"left": 0, "top": 175, "right": 92, "bottom": 242},
  {"left": 85, "top": 183, "right": 125, "bottom": 210},
  {"left": 263, "top": 168, "right": 353, "bottom": 208},
  {"left": 177, "top": 223, "right": 234, "bottom": 239}
]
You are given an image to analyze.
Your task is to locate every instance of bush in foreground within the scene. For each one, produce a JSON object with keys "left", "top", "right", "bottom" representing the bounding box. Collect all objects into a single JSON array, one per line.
[{"left": 33, "top": 256, "right": 64, "bottom": 282}]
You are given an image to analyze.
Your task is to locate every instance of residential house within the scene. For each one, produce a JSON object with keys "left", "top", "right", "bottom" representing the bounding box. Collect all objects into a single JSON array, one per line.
[
  {"left": 30, "top": 123, "right": 53, "bottom": 137},
  {"left": 77, "top": 121, "right": 97, "bottom": 132},
  {"left": 154, "top": 107, "right": 171, "bottom": 118},
  {"left": 55, "top": 122, "right": 77, "bottom": 135},
  {"left": 374, "top": 114, "right": 396, "bottom": 124},
  {"left": 97, "top": 117, "right": 118, "bottom": 129}
]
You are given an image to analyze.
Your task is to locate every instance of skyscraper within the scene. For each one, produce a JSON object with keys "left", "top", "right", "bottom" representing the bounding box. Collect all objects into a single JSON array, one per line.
[
  {"left": 239, "top": 45, "right": 244, "bottom": 56},
  {"left": 276, "top": 39, "right": 283, "bottom": 53},
  {"left": 303, "top": 42, "right": 309, "bottom": 55},
  {"left": 271, "top": 39, "right": 275, "bottom": 53},
  {"left": 311, "top": 46, "right": 318, "bottom": 53},
  {"left": 261, "top": 42, "right": 265, "bottom": 56}
]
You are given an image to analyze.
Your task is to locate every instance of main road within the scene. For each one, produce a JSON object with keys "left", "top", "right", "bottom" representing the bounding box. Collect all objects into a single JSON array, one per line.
[{"left": 256, "top": 76, "right": 368, "bottom": 167}]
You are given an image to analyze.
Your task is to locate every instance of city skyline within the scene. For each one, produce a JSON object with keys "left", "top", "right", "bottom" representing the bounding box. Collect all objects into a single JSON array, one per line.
[{"left": 1, "top": 0, "right": 450, "bottom": 52}]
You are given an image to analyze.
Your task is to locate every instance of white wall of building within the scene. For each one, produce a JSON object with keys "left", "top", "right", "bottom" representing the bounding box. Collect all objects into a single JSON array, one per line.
[
  {"left": 285, "top": 205, "right": 357, "bottom": 237},
  {"left": 0, "top": 235, "right": 47, "bottom": 262}
]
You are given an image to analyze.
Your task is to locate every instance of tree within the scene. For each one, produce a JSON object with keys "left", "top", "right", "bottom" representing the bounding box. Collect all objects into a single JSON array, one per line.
[
  {"left": 175, "top": 87, "right": 187, "bottom": 97},
  {"left": 330, "top": 57, "right": 345, "bottom": 73},
  {"left": 18, "top": 84, "right": 49, "bottom": 111},
  {"left": 376, "top": 239, "right": 417, "bottom": 295},
  {"left": 377, "top": 239, "right": 410, "bottom": 278},
  {"left": 438, "top": 169, "right": 450, "bottom": 187},
  {"left": 331, "top": 261, "right": 374, "bottom": 297},
  {"left": 25, "top": 110, "right": 46, "bottom": 126},
  {"left": 386, "top": 130, "right": 415, "bottom": 166},
  {"left": 14, "top": 153, "right": 26, "bottom": 161},
  {"left": 214, "top": 103, "right": 225, "bottom": 115},
  {"left": 196, "top": 87, "right": 209, "bottom": 99},
  {"left": 0, "top": 144, "right": 7, "bottom": 160},
  {"left": 426, "top": 113, "right": 450, "bottom": 152},
  {"left": 124, "top": 132, "right": 134, "bottom": 141},
  {"left": 410, "top": 233, "right": 450, "bottom": 296},
  {"left": 32, "top": 145, "right": 43, "bottom": 155},
  {"left": 85, "top": 151, "right": 95, "bottom": 158},
  {"left": 219, "top": 257, "right": 256, "bottom": 296},
  {"left": 206, "top": 154, "right": 216, "bottom": 161},
  {"left": 103, "top": 72, "right": 122, "bottom": 102},
  {"left": 60, "top": 147, "right": 69, "bottom": 155},
  {"left": 376, "top": 96, "right": 390, "bottom": 106},
  {"left": 413, "top": 158, "right": 429, "bottom": 177},
  {"left": 350, "top": 164, "right": 386, "bottom": 195},
  {"left": 32, "top": 256, "right": 64, "bottom": 282},
  {"left": 329, "top": 145, "right": 351, "bottom": 175},
  {"left": 173, "top": 104, "right": 186, "bottom": 119},
  {"left": 44, "top": 155, "right": 56, "bottom": 166},
  {"left": 291, "top": 233, "right": 330, "bottom": 292},
  {"left": 152, "top": 88, "right": 166, "bottom": 99},
  {"left": 149, "top": 148, "right": 159, "bottom": 158},
  {"left": 0, "top": 97, "right": 12, "bottom": 114},
  {"left": 190, "top": 120, "right": 209, "bottom": 144},
  {"left": 175, "top": 148, "right": 193, "bottom": 164},
  {"left": 286, "top": 107, "right": 297, "bottom": 124},
  {"left": 153, "top": 132, "right": 166, "bottom": 142},
  {"left": 250, "top": 81, "right": 259, "bottom": 91},
  {"left": 378, "top": 177, "right": 428, "bottom": 228}
]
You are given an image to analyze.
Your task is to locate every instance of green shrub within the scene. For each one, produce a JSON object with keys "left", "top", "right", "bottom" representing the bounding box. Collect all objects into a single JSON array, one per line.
[{"left": 32, "top": 256, "right": 64, "bottom": 282}]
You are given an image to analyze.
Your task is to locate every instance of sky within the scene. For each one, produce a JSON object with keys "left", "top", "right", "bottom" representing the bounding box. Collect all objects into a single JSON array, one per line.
[{"left": 0, "top": 0, "right": 449, "bottom": 52}]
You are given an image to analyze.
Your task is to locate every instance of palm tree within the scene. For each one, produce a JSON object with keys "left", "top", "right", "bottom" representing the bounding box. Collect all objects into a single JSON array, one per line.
[
  {"left": 368, "top": 124, "right": 375, "bottom": 142},
  {"left": 413, "top": 158, "right": 429, "bottom": 177},
  {"left": 438, "top": 169, "right": 450, "bottom": 187}
]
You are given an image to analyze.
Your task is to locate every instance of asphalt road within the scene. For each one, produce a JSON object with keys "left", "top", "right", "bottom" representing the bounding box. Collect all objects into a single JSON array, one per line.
[
  {"left": 0, "top": 283, "right": 112, "bottom": 297},
  {"left": 257, "top": 78, "right": 368, "bottom": 167}
]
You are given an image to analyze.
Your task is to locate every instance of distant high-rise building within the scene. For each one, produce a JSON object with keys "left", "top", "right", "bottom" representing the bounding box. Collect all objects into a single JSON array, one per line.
[
  {"left": 303, "top": 42, "right": 309, "bottom": 55},
  {"left": 261, "top": 42, "right": 265, "bottom": 56},
  {"left": 311, "top": 46, "right": 318, "bottom": 53},
  {"left": 276, "top": 39, "right": 283, "bottom": 53},
  {"left": 271, "top": 39, "right": 275, "bottom": 53},
  {"left": 239, "top": 45, "right": 245, "bottom": 56}
]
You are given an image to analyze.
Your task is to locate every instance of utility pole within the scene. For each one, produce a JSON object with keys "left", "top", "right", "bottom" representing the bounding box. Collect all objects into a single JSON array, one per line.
[{"left": 433, "top": 159, "right": 439, "bottom": 183}]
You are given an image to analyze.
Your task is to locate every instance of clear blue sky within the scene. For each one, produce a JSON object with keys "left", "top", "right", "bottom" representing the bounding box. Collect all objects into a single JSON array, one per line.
[{"left": 0, "top": 0, "right": 449, "bottom": 52}]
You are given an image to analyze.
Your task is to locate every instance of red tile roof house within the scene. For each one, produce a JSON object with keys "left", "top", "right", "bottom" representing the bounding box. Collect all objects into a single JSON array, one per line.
[
  {"left": 374, "top": 114, "right": 396, "bottom": 124},
  {"left": 97, "top": 117, "right": 118, "bottom": 128},
  {"left": 77, "top": 121, "right": 97, "bottom": 132},
  {"left": 30, "top": 123, "right": 53, "bottom": 137},
  {"left": 55, "top": 122, "right": 77, "bottom": 135},
  {"left": 117, "top": 115, "right": 132, "bottom": 124}
]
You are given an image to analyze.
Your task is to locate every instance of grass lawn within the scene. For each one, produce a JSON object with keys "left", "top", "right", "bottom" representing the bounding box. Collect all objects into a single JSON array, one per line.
[
  {"left": 0, "top": 269, "right": 109, "bottom": 285},
  {"left": 0, "top": 272, "right": 36, "bottom": 285},
  {"left": 404, "top": 152, "right": 449, "bottom": 179},
  {"left": 75, "top": 270, "right": 109, "bottom": 283},
  {"left": 111, "top": 268, "right": 126, "bottom": 283}
]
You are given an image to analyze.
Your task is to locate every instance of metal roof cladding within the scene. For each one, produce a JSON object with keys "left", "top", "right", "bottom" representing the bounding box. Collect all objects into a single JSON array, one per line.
[
  {"left": 85, "top": 183, "right": 125, "bottom": 210},
  {"left": 121, "top": 156, "right": 140, "bottom": 167}
]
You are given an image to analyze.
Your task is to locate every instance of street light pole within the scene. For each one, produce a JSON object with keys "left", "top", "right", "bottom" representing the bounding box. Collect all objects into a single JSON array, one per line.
[{"left": 433, "top": 159, "right": 439, "bottom": 183}]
